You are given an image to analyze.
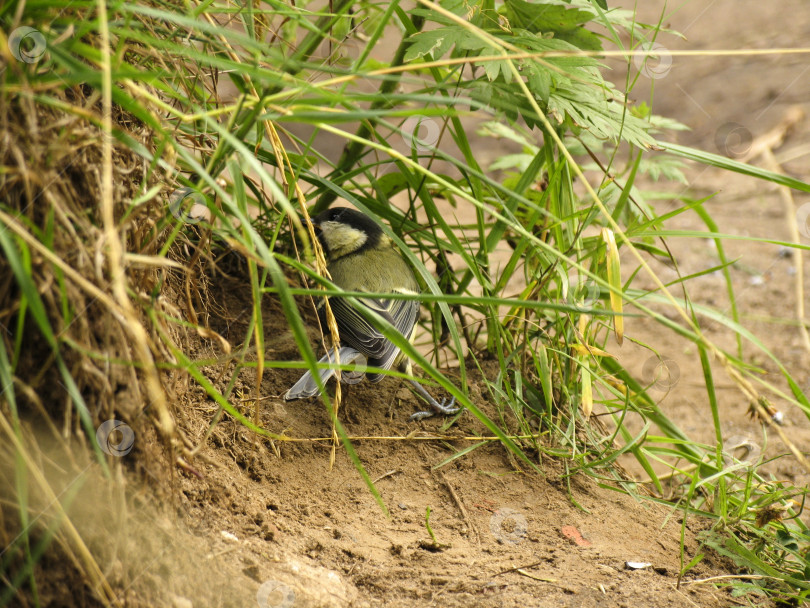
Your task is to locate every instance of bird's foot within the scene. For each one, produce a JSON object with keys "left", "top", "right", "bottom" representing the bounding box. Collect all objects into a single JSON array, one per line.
[{"left": 409, "top": 396, "right": 459, "bottom": 421}]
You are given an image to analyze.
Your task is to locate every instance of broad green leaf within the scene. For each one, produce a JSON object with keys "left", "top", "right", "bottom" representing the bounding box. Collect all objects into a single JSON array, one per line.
[
  {"left": 405, "top": 27, "right": 467, "bottom": 61},
  {"left": 503, "top": 0, "right": 602, "bottom": 51}
]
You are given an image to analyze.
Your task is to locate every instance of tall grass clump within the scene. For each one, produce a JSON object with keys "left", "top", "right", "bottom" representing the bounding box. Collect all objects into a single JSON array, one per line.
[{"left": 2, "top": 0, "right": 810, "bottom": 604}]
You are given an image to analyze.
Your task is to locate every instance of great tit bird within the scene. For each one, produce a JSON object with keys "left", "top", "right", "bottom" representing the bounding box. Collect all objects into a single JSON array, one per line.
[{"left": 284, "top": 207, "right": 458, "bottom": 420}]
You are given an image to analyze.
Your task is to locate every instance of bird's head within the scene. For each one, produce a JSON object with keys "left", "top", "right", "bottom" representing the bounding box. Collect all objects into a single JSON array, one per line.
[{"left": 312, "top": 207, "right": 383, "bottom": 260}]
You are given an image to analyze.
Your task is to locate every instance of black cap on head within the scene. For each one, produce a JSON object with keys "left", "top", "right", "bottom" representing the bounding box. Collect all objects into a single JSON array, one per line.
[
  {"left": 313, "top": 207, "right": 383, "bottom": 252},
  {"left": 313, "top": 207, "right": 381, "bottom": 235}
]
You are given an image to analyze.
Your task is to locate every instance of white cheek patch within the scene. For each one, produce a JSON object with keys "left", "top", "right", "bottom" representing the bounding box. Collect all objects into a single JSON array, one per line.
[{"left": 321, "top": 221, "right": 367, "bottom": 257}]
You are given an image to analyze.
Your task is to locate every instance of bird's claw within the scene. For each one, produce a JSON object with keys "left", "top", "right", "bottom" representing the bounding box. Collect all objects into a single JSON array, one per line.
[{"left": 434, "top": 396, "right": 458, "bottom": 415}]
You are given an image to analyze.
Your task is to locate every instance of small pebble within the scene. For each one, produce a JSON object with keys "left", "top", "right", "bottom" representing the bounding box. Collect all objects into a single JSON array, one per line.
[{"left": 220, "top": 530, "right": 239, "bottom": 542}]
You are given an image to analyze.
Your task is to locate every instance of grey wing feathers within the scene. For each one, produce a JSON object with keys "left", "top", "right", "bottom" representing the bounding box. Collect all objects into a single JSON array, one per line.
[
  {"left": 326, "top": 294, "right": 419, "bottom": 383},
  {"left": 327, "top": 297, "right": 393, "bottom": 359},
  {"left": 284, "top": 346, "right": 367, "bottom": 400}
]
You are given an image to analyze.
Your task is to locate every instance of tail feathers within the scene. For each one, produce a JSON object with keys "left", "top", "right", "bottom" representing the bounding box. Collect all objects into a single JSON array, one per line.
[{"left": 284, "top": 347, "right": 367, "bottom": 400}]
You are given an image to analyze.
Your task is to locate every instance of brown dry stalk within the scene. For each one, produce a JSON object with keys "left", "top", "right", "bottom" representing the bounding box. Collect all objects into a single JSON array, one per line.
[
  {"left": 176, "top": 9, "right": 343, "bottom": 461},
  {"left": 95, "top": 0, "right": 175, "bottom": 448},
  {"left": 742, "top": 107, "right": 810, "bottom": 359}
]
